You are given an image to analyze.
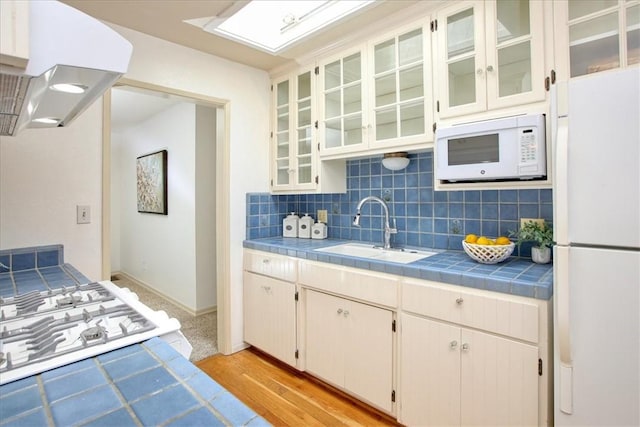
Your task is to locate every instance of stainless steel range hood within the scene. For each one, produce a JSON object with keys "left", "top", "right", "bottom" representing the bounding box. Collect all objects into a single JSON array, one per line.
[{"left": 0, "top": 1, "right": 132, "bottom": 136}]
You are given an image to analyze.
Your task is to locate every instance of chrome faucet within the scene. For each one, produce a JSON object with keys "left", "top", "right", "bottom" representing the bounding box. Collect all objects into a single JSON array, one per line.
[{"left": 353, "top": 196, "right": 397, "bottom": 249}]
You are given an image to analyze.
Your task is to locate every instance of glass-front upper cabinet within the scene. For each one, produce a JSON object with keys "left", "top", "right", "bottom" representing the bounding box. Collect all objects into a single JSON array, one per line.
[
  {"left": 271, "top": 67, "right": 317, "bottom": 192},
  {"left": 435, "top": 0, "right": 546, "bottom": 118},
  {"left": 318, "top": 47, "right": 367, "bottom": 156},
  {"left": 369, "top": 21, "right": 433, "bottom": 149},
  {"left": 554, "top": 0, "right": 639, "bottom": 80}
]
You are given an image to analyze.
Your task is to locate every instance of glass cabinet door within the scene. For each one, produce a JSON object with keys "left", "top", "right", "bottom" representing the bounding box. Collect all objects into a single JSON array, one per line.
[
  {"left": 320, "top": 49, "right": 365, "bottom": 154},
  {"left": 274, "top": 78, "right": 291, "bottom": 187},
  {"left": 485, "top": 0, "right": 545, "bottom": 108},
  {"left": 437, "top": 0, "right": 545, "bottom": 118},
  {"left": 372, "top": 26, "right": 427, "bottom": 143},
  {"left": 494, "top": 0, "right": 533, "bottom": 97},
  {"left": 564, "top": 0, "right": 639, "bottom": 77},
  {"left": 437, "top": 1, "right": 486, "bottom": 118},
  {"left": 296, "top": 71, "right": 313, "bottom": 185}
]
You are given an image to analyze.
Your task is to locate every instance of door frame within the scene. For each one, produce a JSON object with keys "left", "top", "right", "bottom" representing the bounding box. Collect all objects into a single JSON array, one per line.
[{"left": 101, "top": 78, "right": 232, "bottom": 354}]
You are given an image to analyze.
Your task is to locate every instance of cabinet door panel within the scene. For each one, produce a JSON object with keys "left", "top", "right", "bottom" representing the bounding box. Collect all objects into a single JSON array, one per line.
[
  {"left": 305, "top": 290, "right": 345, "bottom": 386},
  {"left": 345, "top": 300, "right": 393, "bottom": 412},
  {"left": 319, "top": 48, "right": 367, "bottom": 156},
  {"left": 485, "top": 0, "right": 546, "bottom": 109},
  {"left": 437, "top": 1, "right": 486, "bottom": 118},
  {"left": 399, "top": 313, "right": 461, "bottom": 426},
  {"left": 243, "top": 272, "right": 297, "bottom": 367},
  {"left": 370, "top": 21, "right": 433, "bottom": 148},
  {"left": 460, "top": 329, "right": 538, "bottom": 426}
]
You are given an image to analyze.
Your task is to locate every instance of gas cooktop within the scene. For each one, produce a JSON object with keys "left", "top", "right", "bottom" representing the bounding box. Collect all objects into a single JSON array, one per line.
[{"left": 0, "top": 281, "right": 186, "bottom": 385}]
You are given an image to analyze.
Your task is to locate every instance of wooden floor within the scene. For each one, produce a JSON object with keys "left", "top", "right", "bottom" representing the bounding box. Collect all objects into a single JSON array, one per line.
[{"left": 196, "top": 347, "right": 400, "bottom": 426}]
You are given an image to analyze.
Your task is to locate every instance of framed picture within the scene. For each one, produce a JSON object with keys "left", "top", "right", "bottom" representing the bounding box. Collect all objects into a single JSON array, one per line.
[{"left": 137, "top": 150, "right": 168, "bottom": 215}]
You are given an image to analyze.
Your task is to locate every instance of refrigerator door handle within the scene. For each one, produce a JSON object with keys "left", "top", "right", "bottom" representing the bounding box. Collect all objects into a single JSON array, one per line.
[
  {"left": 555, "top": 245, "right": 573, "bottom": 414},
  {"left": 554, "top": 116, "right": 569, "bottom": 246}
]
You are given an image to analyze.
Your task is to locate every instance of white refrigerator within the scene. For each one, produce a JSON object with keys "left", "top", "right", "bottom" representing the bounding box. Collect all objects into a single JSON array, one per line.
[{"left": 553, "top": 67, "right": 640, "bottom": 426}]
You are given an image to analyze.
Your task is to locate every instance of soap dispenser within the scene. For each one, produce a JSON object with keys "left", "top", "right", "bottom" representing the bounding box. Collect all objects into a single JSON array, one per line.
[
  {"left": 283, "top": 212, "right": 299, "bottom": 238},
  {"left": 298, "top": 214, "right": 314, "bottom": 239}
]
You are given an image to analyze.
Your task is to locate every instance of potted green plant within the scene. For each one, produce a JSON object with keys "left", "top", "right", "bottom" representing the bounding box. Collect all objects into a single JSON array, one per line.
[{"left": 510, "top": 220, "right": 555, "bottom": 264}]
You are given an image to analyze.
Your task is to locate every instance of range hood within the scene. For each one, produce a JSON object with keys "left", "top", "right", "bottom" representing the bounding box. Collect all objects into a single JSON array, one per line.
[{"left": 0, "top": 1, "right": 132, "bottom": 136}]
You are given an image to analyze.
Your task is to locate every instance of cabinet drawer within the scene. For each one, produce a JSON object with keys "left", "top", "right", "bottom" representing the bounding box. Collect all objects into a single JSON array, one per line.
[
  {"left": 243, "top": 249, "right": 297, "bottom": 282},
  {"left": 402, "top": 279, "right": 539, "bottom": 343},
  {"left": 299, "top": 261, "right": 399, "bottom": 308}
]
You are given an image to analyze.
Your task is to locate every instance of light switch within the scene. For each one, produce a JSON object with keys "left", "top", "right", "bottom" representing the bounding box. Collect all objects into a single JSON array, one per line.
[{"left": 77, "top": 205, "right": 91, "bottom": 224}]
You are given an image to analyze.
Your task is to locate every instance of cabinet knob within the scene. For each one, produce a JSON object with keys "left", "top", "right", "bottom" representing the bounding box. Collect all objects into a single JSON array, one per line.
[
  {"left": 476, "top": 68, "right": 484, "bottom": 76},
  {"left": 262, "top": 258, "right": 270, "bottom": 264},
  {"left": 486, "top": 65, "right": 494, "bottom": 72},
  {"left": 262, "top": 286, "right": 271, "bottom": 293},
  {"left": 343, "top": 310, "right": 350, "bottom": 317},
  {"left": 450, "top": 340, "right": 458, "bottom": 349},
  {"left": 461, "top": 343, "right": 470, "bottom": 351},
  {"left": 456, "top": 297, "right": 464, "bottom": 305},
  {"left": 337, "top": 308, "right": 343, "bottom": 314}
]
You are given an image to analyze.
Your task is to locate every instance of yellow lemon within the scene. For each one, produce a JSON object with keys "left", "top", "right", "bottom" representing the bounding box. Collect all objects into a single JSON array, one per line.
[
  {"left": 465, "top": 234, "right": 478, "bottom": 244},
  {"left": 495, "top": 236, "right": 511, "bottom": 245},
  {"left": 486, "top": 239, "right": 496, "bottom": 245},
  {"left": 476, "top": 236, "right": 489, "bottom": 245}
]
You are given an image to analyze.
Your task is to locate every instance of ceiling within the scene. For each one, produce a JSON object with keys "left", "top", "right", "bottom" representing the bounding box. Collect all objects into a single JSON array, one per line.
[
  {"left": 61, "top": 0, "right": 423, "bottom": 72},
  {"left": 110, "top": 87, "right": 183, "bottom": 133}
]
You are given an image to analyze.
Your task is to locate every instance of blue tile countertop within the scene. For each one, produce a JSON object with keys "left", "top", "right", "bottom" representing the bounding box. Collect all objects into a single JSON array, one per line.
[
  {"left": 0, "top": 338, "right": 269, "bottom": 427},
  {"left": 244, "top": 237, "right": 553, "bottom": 300},
  {"left": 0, "top": 244, "right": 91, "bottom": 298},
  {"left": 0, "top": 244, "right": 270, "bottom": 427}
]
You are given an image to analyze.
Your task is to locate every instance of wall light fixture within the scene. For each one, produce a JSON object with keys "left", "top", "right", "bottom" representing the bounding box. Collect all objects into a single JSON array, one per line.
[{"left": 382, "top": 152, "right": 410, "bottom": 171}]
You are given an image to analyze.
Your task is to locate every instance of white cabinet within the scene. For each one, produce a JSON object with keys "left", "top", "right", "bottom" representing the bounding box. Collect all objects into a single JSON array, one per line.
[
  {"left": 271, "top": 68, "right": 316, "bottom": 192},
  {"left": 401, "top": 313, "right": 538, "bottom": 426},
  {"left": 399, "top": 279, "right": 550, "bottom": 426},
  {"left": 318, "top": 46, "right": 368, "bottom": 156},
  {"left": 271, "top": 67, "right": 346, "bottom": 194},
  {"left": 434, "top": 0, "right": 546, "bottom": 119},
  {"left": 305, "top": 289, "right": 394, "bottom": 413},
  {"left": 242, "top": 249, "right": 551, "bottom": 425},
  {"left": 369, "top": 21, "right": 433, "bottom": 150},
  {"left": 318, "top": 20, "right": 433, "bottom": 159},
  {"left": 0, "top": 0, "right": 29, "bottom": 68},
  {"left": 553, "top": 0, "right": 640, "bottom": 81},
  {"left": 243, "top": 250, "right": 298, "bottom": 367}
]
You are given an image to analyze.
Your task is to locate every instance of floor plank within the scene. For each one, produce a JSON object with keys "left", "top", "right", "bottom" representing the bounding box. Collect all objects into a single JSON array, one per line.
[{"left": 196, "top": 347, "right": 401, "bottom": 427}]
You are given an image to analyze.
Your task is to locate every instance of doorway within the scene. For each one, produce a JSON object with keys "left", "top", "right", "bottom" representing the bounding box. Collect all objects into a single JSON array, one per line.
[{"left": 101, "top": 79, "right": 231, "bottom": 355}]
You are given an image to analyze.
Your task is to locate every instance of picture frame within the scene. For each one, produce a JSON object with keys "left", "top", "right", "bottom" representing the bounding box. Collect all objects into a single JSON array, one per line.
[{"left": 136, "top": 149, "right": 168, "bottom": 215}]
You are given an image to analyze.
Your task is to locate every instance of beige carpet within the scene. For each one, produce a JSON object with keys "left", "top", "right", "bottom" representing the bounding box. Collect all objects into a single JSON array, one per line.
[{"left": 111, "top": 275, "right": 218, "bottom": 362}]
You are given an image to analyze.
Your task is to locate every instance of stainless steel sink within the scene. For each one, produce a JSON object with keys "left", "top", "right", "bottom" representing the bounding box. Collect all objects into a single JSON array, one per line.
[{"left": 314, "top": 243, "right": 437, "bottom": 264}]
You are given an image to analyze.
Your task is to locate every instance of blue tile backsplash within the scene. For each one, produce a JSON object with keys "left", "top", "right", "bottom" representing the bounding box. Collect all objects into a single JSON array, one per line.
[{"left": 246, "top": 152, "right": 552, "bottom": 257}]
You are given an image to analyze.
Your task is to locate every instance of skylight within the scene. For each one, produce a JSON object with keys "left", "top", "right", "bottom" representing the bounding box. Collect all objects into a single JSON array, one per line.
[{"left": 184, "top": 0, "right": 375, "bottom": 54}]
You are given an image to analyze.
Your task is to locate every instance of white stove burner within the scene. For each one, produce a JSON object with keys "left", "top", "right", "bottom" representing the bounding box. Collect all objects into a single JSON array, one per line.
[{"left": 0, "top": 281, "right": 190, "bottom": 385}]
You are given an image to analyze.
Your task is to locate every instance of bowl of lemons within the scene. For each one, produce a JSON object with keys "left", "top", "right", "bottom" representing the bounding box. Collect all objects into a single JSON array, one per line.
[{"left": 462, "top": 234, "right": 515, "bottom": 264}]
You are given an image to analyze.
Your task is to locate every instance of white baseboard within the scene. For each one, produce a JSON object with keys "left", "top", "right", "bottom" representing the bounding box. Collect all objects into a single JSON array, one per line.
[{"left": 111, "top": 270, "right": 218, "bottom": 317}]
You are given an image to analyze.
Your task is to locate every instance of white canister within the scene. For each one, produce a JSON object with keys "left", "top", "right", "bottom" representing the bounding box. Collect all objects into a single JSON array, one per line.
[
  {"left": 283, "top": 212, "right": 299, "bottom": 238},
  {"left": 298, "top": 214, "right": 314, "bottom": 239},
  {"left": 311, "top": 222, "right": 327, "bottom": 239}
]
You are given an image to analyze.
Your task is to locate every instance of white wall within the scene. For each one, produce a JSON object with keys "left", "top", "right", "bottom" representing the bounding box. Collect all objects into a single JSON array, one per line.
[
  {"left": 0, "top": 24, "right": 270, "bottom": 352},
  {"left": 0, "top": 102, "right": 104, "bottom": 280},
  {"left": 195, "top": 105, "right": 217, "bottom": 312},
  {"left": 113, "top": 103, "right": 200, "bottom": 310}
]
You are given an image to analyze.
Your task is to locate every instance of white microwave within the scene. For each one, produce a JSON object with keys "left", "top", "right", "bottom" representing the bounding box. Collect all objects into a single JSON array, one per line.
[{"left": 435, "top": 114, "right": 546, "bottom": 182}]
